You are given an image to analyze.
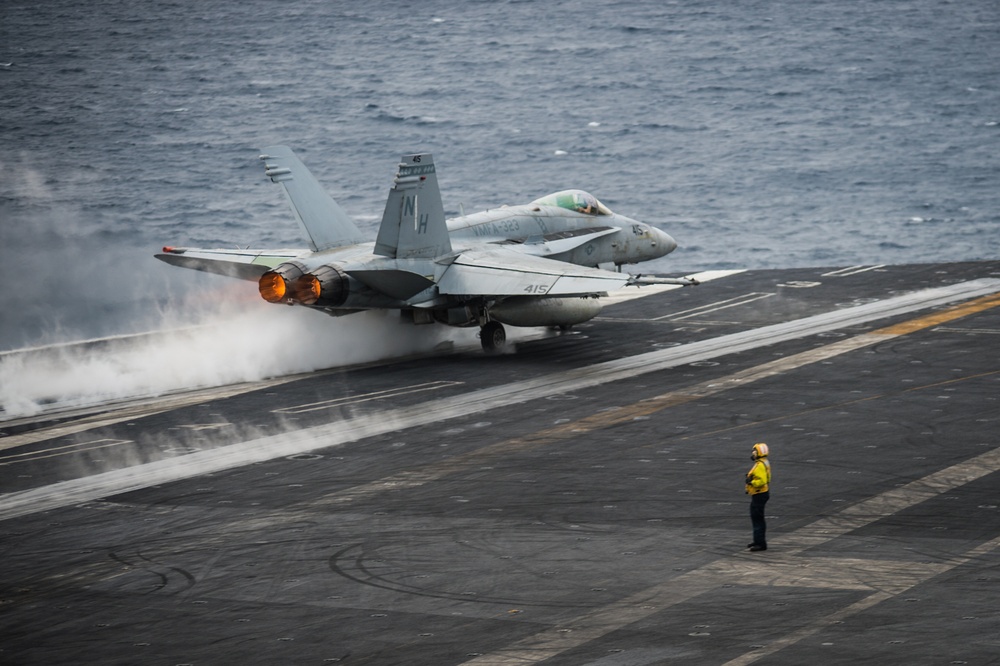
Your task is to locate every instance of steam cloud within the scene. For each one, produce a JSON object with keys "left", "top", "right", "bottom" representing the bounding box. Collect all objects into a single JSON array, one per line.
[
  {"left": 0, "top": 298, "right": 482, "bottom": 418},
  {"left": 0, "top": 163, "right": 488, "bottom": 419}
]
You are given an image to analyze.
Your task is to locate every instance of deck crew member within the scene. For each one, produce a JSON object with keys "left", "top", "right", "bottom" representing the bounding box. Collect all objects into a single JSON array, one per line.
[{"left": 745, "top": 442, "right": 771, "bottom": 552}]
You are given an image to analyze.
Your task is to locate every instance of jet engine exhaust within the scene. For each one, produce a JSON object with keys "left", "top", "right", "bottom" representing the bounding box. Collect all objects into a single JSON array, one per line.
[
  {"left": 259, "top": 262, "right": 349, "bottom": 306},
  {"left": 259, "top": 272, "right": 288, "bottom": 303},
  {"left": 258, "top": 261, "right": 306, "bottom": 304},
  {"left": 295, "top": 265, "right": 349, "bottom": 306},
  {"left": 291, "top": 274, "right": 321, "bottom": 304}
]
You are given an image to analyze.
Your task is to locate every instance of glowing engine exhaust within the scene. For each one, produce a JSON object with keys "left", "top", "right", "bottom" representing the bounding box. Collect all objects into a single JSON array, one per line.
[
  {"left": 258, "top": 262, "right": 304, "bottom": 304},
  {"left": 259, "top": 262, "right": 349, "bottom": 306}
]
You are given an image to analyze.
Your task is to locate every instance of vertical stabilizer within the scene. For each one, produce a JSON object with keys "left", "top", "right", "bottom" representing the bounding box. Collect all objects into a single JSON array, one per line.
[
  {"left": 259, "top": 145, "right": 366, "bottom": 251},
  {"left": 374, "top": 154, "right": 452, "bottom": 259}
]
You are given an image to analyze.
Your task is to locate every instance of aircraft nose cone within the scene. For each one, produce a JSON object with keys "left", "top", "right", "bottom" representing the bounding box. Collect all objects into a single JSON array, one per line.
[{"left": 655, "top": 227, "right": 678, "bottom": 255}]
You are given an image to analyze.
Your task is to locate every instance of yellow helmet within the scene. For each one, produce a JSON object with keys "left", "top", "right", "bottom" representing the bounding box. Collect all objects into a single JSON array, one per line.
[{"left": 751, "top": 442, "right": 769, "bottom": 459}]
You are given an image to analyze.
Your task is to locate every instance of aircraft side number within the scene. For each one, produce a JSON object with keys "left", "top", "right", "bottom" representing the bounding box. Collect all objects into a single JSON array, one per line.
[{"left": 524, "top": 284, "right": 549, "bottom": 294}]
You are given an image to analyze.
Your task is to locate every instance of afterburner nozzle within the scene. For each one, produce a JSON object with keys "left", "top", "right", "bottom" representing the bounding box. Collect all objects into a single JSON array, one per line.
[
  {"left": 293, "top": 275, "right": 322, "bottom": 305},
  {"left": 258, "top": 261, "right": 349, "bottom": 306},
  {"left": 259, "top": 272, "right": 287, "bottom": 303},
  {"left": 258, "top": 261, "right": 307, "bottom": 304}
]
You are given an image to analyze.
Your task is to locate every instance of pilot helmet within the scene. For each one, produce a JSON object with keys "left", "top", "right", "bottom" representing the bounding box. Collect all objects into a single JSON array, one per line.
[{"left": 751, "top": 442, "right": 769, "bottom": 460}]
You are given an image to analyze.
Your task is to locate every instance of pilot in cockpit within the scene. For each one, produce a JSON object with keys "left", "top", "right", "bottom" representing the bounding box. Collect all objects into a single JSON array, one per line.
[
  {"left": 534, "top": 190, "right": 610, "bottom": 216},
  {"left": 575, "top": 191, "right": 599, "bottom": 214}
]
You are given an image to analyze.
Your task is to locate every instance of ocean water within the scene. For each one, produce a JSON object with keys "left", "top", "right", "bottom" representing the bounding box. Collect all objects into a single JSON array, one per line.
[{"left": 1, "top": 0, "right": 998, "bottom": 411}]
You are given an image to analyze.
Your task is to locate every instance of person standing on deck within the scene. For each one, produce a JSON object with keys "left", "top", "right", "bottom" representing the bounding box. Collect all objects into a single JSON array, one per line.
[{"left": 746, "top": 443, "right": 771, "bottom": 552}]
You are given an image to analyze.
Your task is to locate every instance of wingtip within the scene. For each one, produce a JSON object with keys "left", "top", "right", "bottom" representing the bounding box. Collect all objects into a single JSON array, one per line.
[{"left": 259, "top": 144, "right": 292, "bottom": 160}]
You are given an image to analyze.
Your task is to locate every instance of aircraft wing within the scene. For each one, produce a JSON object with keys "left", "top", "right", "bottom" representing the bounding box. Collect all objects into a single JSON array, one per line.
[
  {"left": 155, "top": 247, "right": 303, "bottom": 281},
  {"left": 437, "top": 248, "right": 630, "bottom": 296}
]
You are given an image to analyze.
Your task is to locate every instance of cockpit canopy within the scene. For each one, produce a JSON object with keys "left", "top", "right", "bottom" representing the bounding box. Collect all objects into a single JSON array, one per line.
[{"left": 531, "top": 189, "right": 612, "bottom": 216}]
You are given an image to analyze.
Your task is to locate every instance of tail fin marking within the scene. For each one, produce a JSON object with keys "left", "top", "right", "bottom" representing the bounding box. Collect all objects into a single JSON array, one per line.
[{"left": 374, "top": 154, "right": 452, "bottom": 259}]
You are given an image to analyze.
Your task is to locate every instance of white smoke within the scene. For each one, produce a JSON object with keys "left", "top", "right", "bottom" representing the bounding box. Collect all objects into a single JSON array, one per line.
[
  {"left": 0, "top": 161, "right": 543, "bottom": 421},
  {"left": 0, "top": 295, "right": 481, "bottom": 419}
]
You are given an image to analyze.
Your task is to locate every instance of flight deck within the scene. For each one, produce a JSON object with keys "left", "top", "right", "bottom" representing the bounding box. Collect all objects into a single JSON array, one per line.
[{"left": 2, "top": 261, "right": 999, "bottom": 665}]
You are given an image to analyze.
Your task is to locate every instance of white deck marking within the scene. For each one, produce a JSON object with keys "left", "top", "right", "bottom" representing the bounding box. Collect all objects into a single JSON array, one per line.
[
  {"left": 932, "top": 325, "right": 1000, "bottom": 335},
  {"left": 273, "top": 381, "right": 462, "bottom": 414},
  {"left": 821, "top": 265, "right": 886, "bottom": 277},
  {"left": 718, "top": 537, "right": 1000, "bottom": 666},
  {"left": 0, "top": 377, "right": 304, "bottom": 452},
  {"left": 0, "top": 439, "right": 134, "bottom": 465},
  {"left": 653, "top": 291, "right": 775, "bottom": 320},
  {"left": 1, "top": 277, "right": 998, "bottom": 522}
]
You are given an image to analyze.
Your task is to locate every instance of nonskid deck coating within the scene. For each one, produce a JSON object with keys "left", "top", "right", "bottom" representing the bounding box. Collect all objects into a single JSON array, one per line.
[{"left": 1, "top": 262, "right": 999, "bottom": 665}]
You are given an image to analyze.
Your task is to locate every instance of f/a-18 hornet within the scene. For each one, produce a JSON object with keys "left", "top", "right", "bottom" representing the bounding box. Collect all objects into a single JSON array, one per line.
[{"left": 157, "top": 146, "right": 696, "bottom": 352}]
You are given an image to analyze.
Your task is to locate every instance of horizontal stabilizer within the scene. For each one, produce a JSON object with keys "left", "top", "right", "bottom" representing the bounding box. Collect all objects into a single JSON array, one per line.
[
  {"left": 155, "top": 247, "right": 301, "bottom": 281},
  {"left": 259, "top": 145, "right": 366, "bottom": 252}
]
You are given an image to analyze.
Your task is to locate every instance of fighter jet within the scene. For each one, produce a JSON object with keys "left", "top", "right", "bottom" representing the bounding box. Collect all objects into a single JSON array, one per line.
[{"left": 156, "top": 146, "right": 695, "bottom": 352}]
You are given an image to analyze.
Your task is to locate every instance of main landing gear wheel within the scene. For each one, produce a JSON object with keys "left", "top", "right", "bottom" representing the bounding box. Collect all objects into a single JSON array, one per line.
[{"left": 480, "top": 321, "right": 506, "bottom": 353}]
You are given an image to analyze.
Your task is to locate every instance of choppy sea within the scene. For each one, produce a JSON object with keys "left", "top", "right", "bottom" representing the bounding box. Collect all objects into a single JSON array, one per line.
[{"left": 1, "top": 0, "right": 998, "bottom": 414}]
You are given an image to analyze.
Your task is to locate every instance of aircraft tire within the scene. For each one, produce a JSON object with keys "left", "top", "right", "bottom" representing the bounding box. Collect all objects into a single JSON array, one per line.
[{"left": 480, "top": 321, "right": 506, "bottom": 353}]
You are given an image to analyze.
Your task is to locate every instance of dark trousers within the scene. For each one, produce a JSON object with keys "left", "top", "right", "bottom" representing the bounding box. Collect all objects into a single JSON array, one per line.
[{"left": 750, "top": 491, "right": 769, "bottom": 547}]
